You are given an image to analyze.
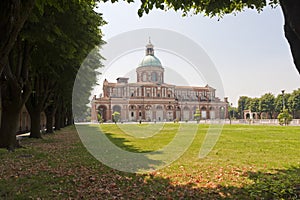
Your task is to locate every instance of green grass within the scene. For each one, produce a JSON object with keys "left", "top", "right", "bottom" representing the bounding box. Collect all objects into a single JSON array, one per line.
[
  {"left": 98, "top": 124, "right": 300, "bottom": 168},
  {"left": 100, "top": 123, "right": 179, "bottom": 152},
  {"left": 0, "top": 124, "right": 299, "bottom": 199}
]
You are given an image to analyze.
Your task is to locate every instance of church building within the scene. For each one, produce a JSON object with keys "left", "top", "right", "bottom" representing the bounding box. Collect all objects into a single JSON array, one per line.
[{"left": 91, "top": 41, "right": 228, "bottom": 122}]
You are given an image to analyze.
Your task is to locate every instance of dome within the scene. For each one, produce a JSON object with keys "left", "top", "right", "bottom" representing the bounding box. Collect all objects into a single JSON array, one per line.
[{"left": 139, "top": 55, "right": 162, "bottom": 67}]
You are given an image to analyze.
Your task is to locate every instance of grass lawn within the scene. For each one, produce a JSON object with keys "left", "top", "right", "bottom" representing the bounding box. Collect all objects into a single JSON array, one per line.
[{"left": 0, "top": 124, "right": 299, "bottom": 199}]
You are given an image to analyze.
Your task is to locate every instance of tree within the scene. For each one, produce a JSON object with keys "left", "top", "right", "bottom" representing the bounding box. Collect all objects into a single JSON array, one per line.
[
  {"left": 44, "top": 99, "right": 56, "bottom": 133},
  {"left": 238, "top": 96, "right": 251, "bottom": 118},
  {"left": 136, "top": 0, "right": 300, "bottom": 75},
  {"left": 249, "top": 98, "right": 260, "bottom": 113},
  {"left": 112, "top": 111, "right": 120, "bottom": 123},
  {"left": 0, "top": 0, "right": 65, "bottom": 76},
  {"left": 275, "top": 93, "right": 291, "bottom": 114},
  {"left": 97, "top": 113, "right": 102, "bottom": 123},
  {"left": 0, "top": 0, "right": 35, "bottom": 76},
  {"left": 0, "top": 35, "right": 32, "bottom": 150},
  {"left": 0, "top": 1, "right": 64, "bottom": 148},
  {"left": 25, "top": 0, "right": 104, "bottom": 138},
  {"left": 194, "top": 108, "right": 201, "bottom": 123},
  {"left": 0, "top": 0, "right": 104, "bottom": 148},
  {"left": 228, "top": 105, "right": 238, "bottom": 119},
  {"left": 72, "top": 47, "right": 103, "bottom": 122},
  {"left": 259, "top": 93, "right": 275, "bottom": 119},
  {"left": 287, "top": 89, "right": 300, "bottom": 118},
  {"left": 277, "top": 109, "right": 293, "bottom": 126}
]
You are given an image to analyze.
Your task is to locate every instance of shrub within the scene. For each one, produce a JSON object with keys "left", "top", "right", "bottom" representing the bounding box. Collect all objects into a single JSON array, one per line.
[{"left": 278, "top": 109, "right": 293, "bottom": 126}]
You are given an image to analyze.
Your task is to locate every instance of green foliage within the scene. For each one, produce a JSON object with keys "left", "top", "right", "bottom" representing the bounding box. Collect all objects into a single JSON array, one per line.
[
  {"left": 136, "top": 0, "right": 280, "bottom": 17},
  {"left": 249, "top": 97, "right": 260, "bottom": 112},
  {"left": 97, "top": 113, "right": 103, "bottom": 123},
  {"left": 112, "top": 111, "right": 120, "bottom": 123},
  {"left": 97, "top": 113, "right": 101, "bottom": 122},
  {"left": 277, "top": 109, "right": 293, "bottom": 126},
  {"left": 259, "top": 93, "right": 275, "bottom": 119},
  {"left": 228, "top": 105, "right": 238, "bottom": 119},
  {"left": 23, "top": 0, "right": 105, "bottom": 123},
  {"left": 275, "top": 93, "right": 290, "bottom": 113},
  {"left": 72, "top": 47, "right": 104, "bottom": 121},
  {"left": 288, "top": 89, "right": 300, "bottom": 115},
  {"left": 238, "top": 96, "right": 251, "bottom": 116},
  {"left": 193, "top": 108, "right": 201, "bottom": 122}
]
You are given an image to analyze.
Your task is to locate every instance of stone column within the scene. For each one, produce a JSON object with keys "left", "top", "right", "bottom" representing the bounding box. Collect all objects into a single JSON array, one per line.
[{"left": 91, "top": 101, "right": 98, "bottom": 123}]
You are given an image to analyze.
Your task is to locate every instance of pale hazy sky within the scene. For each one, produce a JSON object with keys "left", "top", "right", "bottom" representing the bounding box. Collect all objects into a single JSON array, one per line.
[{"left": 94, "top": 1, "right": 300, "bottom": 106}]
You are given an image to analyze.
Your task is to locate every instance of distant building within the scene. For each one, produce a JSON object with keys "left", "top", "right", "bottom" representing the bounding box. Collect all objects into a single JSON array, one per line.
[{"left": 91, "top": 41, "right": 228, "bottom": 122}]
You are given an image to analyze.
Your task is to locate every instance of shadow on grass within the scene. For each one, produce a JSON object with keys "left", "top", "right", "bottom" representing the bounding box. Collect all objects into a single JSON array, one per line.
[
  {"left": 101, "top": 166, "right": 300, "bottom": 199},
  {"left": 75, "top": 124, "right": 164, "bottom": 173},
  {"left": 102, "top": 131, "right": 153, "bottom": 153},
  {"left": 242, "top": 167, "right": 300, "bottom": 199},
  {"left": 75, "top": 123, "right": 197, "bottom": 174}
]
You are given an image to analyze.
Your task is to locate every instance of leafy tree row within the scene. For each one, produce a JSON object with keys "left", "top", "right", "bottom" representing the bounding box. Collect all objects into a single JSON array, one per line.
[
  {"left": 0, "top": 0, "right": 105, "bottom": 150},
  {"left": 236, "top": 89, "right": 300, "bottom": 119}
]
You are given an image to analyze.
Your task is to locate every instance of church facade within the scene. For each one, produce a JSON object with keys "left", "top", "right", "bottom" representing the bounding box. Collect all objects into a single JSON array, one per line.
[{"left": 91, "top": 41, "right": 228, "bottom": 122}]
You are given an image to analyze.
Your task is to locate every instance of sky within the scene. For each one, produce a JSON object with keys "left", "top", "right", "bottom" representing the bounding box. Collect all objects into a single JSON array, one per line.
[{"left": 93, "top": 1, "right": 300, "bottom": 106}]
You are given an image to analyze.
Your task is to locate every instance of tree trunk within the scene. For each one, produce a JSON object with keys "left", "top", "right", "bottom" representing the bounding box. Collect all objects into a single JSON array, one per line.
[
  {"left": 28, "top": 110, "right": 42, "bottom": 138},
  {"left": 45, "top": 105, "right": 55, "bottom": 133},
  {"left": 280, "top": 0, "right": 300, "bottom": 74},
  {"left": 0, "top": 64, "right": 30, "bottom": 149},
  {"left": 45, "top": 111, "right": 54, "bottom": 133},
  {"left": 60, "top": 102, "right": 66, "bottom": 128},
  {"left": 0, "top": 106, "right": 20, "bottom": 150},
  {"left": 26, "top": 95, "right": 43, "bottom": 138},
  {"left": 66, "top": 108, "right": 73, "bottom": 126},
  {"left": 26, "top": 77, "right": 54, "bottom": 137},
  {"left": 0, "top": 29, "right": 32, "bottom": 150},
  {"left": 55, "top": 106, "right": 61, "bottom": 130},
  {"left": 61, "top": 113, "right": 66, "bottom": 128},
  {"left": 292, "top": 110, "right": 295, "bottom": 119}
]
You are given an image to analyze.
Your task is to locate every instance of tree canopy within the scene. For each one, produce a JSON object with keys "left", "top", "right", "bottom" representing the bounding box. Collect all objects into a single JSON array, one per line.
[
  {"left": 137, "top": 0, "right": 279, "bottom": 17},
  {"left": 0, "top": 0, "right": 105, "bottom": 149},
  {"left": 134, "top": 0, "right": 300, "bottom": 75},
  {"left": 259, "top": 93, "right": 275, "bottom": 119}
]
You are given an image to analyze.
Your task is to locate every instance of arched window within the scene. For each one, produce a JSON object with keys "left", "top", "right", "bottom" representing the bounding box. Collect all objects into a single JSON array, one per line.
[
  {"left": 167, "top": 105, "right": 173, "bottom": 110},
  {"left": 129, "top": 105, "right": 136, "bottom": 110},
  {"left": 156, "top": 105, "right": 163, "bottom": 110},
  {"left": 183, "top": 106, "right": 189, "bottom": 110},
  {"left": 151, "top": 72, "right": 157, "bottom": 82},
  {"left": 220, "top": 106, "right": 225, "bottom": 119},
  {"left": 142, "top": 73, "right": 147, "bottom": 82},
  {"left": 112, "top": 105, "right": 121, "bottom": 113}
]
